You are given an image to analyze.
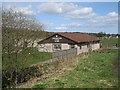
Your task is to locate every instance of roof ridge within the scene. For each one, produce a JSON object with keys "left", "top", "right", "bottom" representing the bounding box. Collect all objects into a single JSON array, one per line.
[{"left": 56, "top": 32, "right": 99, "bottom": 43}]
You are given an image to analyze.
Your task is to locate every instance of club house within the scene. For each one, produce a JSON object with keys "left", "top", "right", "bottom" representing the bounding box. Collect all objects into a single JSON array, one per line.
[{"left": 37, "top": 32, "right": 100, "bottom": 55}]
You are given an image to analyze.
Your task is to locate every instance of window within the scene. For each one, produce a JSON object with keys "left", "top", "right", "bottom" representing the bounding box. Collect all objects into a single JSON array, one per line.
[{"left": 53, "top": 44, "right": 61, "bottom": 51}]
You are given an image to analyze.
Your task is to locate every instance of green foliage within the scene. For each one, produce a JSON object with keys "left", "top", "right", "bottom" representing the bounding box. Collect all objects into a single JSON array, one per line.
[
  {"left": 97, "top": 32, "right": 106, "bottom": 37},
  {"left": 3, "top": 47, "right": 52, "bottom": 70},
  {"left": 2, "top": 28, "right": 53, "bottom": 70},
  {"left": 33, "top": 49, "right": 118, "bottom": 88},
  {"left": 2, "top": 27, "right": 53, "bottom": 88}
]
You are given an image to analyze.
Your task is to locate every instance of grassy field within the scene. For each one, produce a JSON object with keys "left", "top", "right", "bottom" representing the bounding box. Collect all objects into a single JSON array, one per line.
[
  {"left": 33, "top": 49, "right": 118, "bottom": 88},
  {"left": 3, "top": 47, "right": 52, "bottom": 70},
  {"left": 100, "top": 38, "right": 119, "bottom": 46}
]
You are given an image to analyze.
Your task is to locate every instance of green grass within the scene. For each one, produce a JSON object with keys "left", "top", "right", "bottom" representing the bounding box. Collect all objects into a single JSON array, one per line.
[
  {"left": 33, "top": 49, "right": 118, "bottom": 88},
  {"left": 100, "top": 38, "right": 119, "bottom": 46},
  {"left": 33, "top": 84, "right": 46, "bottom": 89},
  {"left": 3, "top": 47, "right": 52, "bottom": 70}
]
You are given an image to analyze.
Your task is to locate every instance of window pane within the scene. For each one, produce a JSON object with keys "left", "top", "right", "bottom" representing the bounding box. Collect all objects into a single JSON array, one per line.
[{"left": 53, "top": 44, "right": 61, "bottom": 50}]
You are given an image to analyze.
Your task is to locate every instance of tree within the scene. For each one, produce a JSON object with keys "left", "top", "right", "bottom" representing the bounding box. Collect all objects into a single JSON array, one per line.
[
  {"left": 2, "top": 7, "right": 46, "bottom": 88},
  {"left": 97, "top": 32, "right": 106, "bottom": 38}
]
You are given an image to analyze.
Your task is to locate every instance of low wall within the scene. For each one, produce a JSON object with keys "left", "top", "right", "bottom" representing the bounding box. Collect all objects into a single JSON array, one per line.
[{"left": 52, "top": 48, "right": 77, "bottom": 59}]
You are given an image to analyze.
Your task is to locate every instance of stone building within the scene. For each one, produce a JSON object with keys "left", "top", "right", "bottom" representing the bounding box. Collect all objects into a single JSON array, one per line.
[{"left": 37, "top": 32, "right": 100, "bottom": 55}]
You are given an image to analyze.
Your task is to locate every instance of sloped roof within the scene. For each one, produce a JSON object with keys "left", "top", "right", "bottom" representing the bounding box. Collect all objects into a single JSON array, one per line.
[
  {"left": 38, "top": 32, "right": 100, "bottom": 44},
  {"left": 56, "top": 32, "right": 100, "bottom": 43}
]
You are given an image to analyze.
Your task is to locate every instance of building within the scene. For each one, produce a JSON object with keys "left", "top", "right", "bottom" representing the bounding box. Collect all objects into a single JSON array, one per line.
[{"left": 37, "top": 32, "right": 100, "bottom": 55}]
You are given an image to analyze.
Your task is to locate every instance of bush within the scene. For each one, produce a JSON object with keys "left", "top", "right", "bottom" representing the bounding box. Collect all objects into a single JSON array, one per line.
[{"left": 2, "top": 66, "right": 42, "bottom": 88}]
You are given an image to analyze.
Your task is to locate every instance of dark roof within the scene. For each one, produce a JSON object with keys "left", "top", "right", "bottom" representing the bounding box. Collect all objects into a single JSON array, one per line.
[{"left": 56, "top": 32, "right": 100, "bottom": 43}]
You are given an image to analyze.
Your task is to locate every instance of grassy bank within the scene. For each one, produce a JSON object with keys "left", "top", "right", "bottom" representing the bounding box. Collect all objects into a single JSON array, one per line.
[
  {"left": 3, "top": 47, "right": 52, "bottom": 70},
  {"left": 33, "top": 49, "right": 118, "bottom": 88}
]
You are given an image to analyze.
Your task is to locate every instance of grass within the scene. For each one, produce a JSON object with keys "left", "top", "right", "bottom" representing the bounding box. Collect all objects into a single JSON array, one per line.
[
  {"left": 3, "top": 47, "right": 52, "bottom": 70},
  {"left": 33, "top": 49, "right": 118, "bottom": 88},
  {"left": 32, "top": 84, "right": 46, "bottom": 89},
  {"left": 100, "top": 38, "right": 119, "bottom": 46}
]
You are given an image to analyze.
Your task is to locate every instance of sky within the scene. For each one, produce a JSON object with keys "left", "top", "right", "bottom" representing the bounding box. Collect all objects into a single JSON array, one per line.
[{"left": 2, "top": 2, "right": 118, "bottom": 34}]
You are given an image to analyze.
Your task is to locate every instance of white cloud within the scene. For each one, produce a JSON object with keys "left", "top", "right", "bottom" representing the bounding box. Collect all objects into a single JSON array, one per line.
[
  {"left": 37, "top": 3, "right": 77, "bottom": 14},
  {"left": 107, "top": 12, "right": 118, "bottom": 17},
  {"left": 89, "top": 12, "right": 118, "bottom": 26},
  {"left": 65, "top": 6, "right": 97, "bottom": 20},
  {"left": 82, "top": 7, "right": 93, "bottom": 14},
  {"left": 13, "top": 5, "right": 36, "bottom": 16},
  {"left": 37, "top": 3, "right": 96, "bottom": 20},
  {"left": 3, "top": 4, "right": 36, "bottom": 16},
  {"left": 55, "top": 26, "right": 67, "bottom": 30},
  {"left": 38, "top": 3, "right": 63, "bottom": 14},
  {"left": 65, "top": 13, "right": 97, "bottom": 20},
  {"left": 55, "top": 23, "right": 82, "bottom": 30},
  {"left": 54, "top": 11, "right": 118, "bottom": 32},
  {"left": 63, "top": 23, "right": 82, "bottom": 27},
  {"left": 67, "top": 7, "right": 93, "bottom": 15}
]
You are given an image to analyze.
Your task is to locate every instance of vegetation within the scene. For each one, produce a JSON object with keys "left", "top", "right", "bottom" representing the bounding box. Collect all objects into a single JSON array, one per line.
[
  {"left": 100, "top": 38, "right": 119, "bottom": 49},
  {"left": 33, "top": 49, "right": 118, "bottom": 88},
  {"left": 2, "top": 8, "right": 52, "bottom": 88},
  {"left": 2, "top": 7, "right": 119, "bottom": 88},
  {"left": 100, "top": 38, "right": 119, "bottom": 46},
  {"left": 3, "top": 47, "right": 52, "bottom": 70},
  {"left": 33, "top": 84, "right": 46, "bottom": 89}
]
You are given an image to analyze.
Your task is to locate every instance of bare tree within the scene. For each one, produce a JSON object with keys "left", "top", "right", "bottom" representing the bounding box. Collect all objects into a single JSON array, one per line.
[{"left": 2, "top": 7, "right": 46, "bottom": 88}]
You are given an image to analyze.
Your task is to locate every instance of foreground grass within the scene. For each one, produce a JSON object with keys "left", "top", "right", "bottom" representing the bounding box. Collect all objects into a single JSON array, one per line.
[
  {"left": 3, "top": 47, "right": 52, "bottom": 70},
  {"left": 33, "top": 49, "right": 118, "bottom": 88}
]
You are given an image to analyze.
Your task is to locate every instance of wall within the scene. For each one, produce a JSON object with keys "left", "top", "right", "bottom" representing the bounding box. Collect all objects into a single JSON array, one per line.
[
  {"left": 76, "top": 44, "right": 89, "bottom": 55},
  {"left": 38, "top": 43, "right": 71, "bottom": 52},
  {"left": 61, "top": 43, "right": 70, "bottom": 50},
  {"left": 37, "top": 42, "right": 100, "bottom": 55},
  {"left": 53, "top": 48, "right": 77, "bottom": 59},
  {"left": 37, "top": 43, "right": 53, "bottom": 52},
  {"left": 81, "top": 45, "right": 89, "bottom": 53},
  {"left": 76, "top": 43, "right": 100, "bottom": 55},
  {"left": 91, "top": 43, "right": 100, "bottom": 51}
]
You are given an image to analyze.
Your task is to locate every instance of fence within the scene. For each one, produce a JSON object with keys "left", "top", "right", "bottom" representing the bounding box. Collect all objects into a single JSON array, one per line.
[
  {"left": 52, "top": 48, "right": 77, "bottom": 59},
  {"left": 102, "top": 43, "right": 118, "bottom": 49}
]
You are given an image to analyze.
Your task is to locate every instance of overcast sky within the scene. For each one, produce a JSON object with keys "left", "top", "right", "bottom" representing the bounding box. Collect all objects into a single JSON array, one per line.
[{"left": 2, "top": 2, "right": 118, "bottom": 34}]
